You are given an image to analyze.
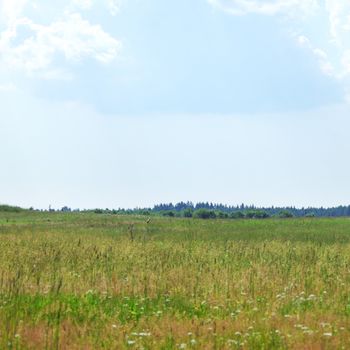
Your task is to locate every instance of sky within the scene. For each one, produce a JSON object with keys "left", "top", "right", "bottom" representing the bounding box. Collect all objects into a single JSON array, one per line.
[{"left": 1, "top": 0, "right": 350, "bottom": 210}]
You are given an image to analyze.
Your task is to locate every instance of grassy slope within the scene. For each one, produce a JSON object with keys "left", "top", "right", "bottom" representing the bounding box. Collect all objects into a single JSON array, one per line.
[{"left": 0, "top": 211, "right": 350, "bottom": 349}]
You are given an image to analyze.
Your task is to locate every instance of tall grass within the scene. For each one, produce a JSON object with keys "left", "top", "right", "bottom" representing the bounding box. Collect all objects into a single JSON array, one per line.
[{"left": 0, "top": 212, "right": 350, "bottom": 348}]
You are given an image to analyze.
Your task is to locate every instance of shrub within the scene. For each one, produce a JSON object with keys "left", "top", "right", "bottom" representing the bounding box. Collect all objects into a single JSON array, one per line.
[
  {"left": 216, "top": 211, "right": 228, "bottom": 219},
  {"left": 162, "top": 211, "right": 175, "bottom": 217},
  {"left": 0, "top": 205, "right": 24, "bottom": 213},
  {"left": 183, "top": 208, "right": 193, "bottom": 218},
  {"left": 278, "top": 210, "right": 294, "bottom": 218},
  {"left": 246, "top": 210, "right": 270, "bottom": 219},
  {"left": 230, "top": 211, "right": 245, "bottom": 219},
  {"left": 193, "top": 209, "right": 216, "bottom": 219}
]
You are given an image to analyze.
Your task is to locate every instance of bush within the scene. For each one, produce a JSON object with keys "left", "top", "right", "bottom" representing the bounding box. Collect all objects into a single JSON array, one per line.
[
  {"left": 246, "top": 210, "right": 270, "bottom": 219},
  {"left": 230, "top": 211, "right": 245, "bottom": 219},
  {"left": 193, "top": 209, "right": 216, "bottom": 219},
  {"left": 216, "top": 211, "right": 228, "bottom": 219},
  {"left": 162, "top": 211, "right": 175, "bottom": 217},
  {"left": 255, "top": 211, "right": 270, "bottom": 219},
  {"left": 0, "top": 205, "right": 24, "bottom": 213},
  {"left": 278, "top": 210, "right": 294, "bottom": 218},
  {"left": 183, "top": 208, "right": 193, "bottom": 218}
]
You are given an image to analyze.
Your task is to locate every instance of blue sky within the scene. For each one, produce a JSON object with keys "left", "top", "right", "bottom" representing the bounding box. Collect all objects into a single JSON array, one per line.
[{"left": 1, "top": 0, "right": 350, "bottom": 209}]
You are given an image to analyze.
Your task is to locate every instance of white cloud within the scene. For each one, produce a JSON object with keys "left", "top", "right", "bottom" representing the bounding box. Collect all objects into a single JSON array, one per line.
[
  {"left": 207, "top": 0, "right": 318, "bottom": 17},
  {"left": 297, "top": 35, "right": 336, "bottom": 77},
  {"left": 0, "top": 82, "right": 17, "bottom": 91},
  {"left": 71, "top": 0, "right": 94, "bottom": 10},
  {"left": 107, "top": 0, "right": 122, "bottom": 16},
  {"left": 0, "top": 0, "right": 122, "bottom": 79},
  {"left": 300, "top": 1, "right": 350, "bottom": 82},
  {"left": 68, "top": 0, "right": 123, "bottom": 15},
  {"left": 342, "top": 50, "right": 350, "bottom": 76},
  {"left": 209, "top": 0, "right": 350, "bottom": 101},
  {"left": 0, "top": 0, "right": 29, "bottom": 23},
  {"left": 325, "top": 0, "right": 349, "bottom": 45}
]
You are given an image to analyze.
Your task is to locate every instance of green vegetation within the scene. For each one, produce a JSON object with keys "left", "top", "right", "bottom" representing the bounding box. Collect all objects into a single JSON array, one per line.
[
  {"left": 20, "top": 200, "right": 350, "bottom": 218},
  {"left": 0, "top": 204, "right": 24, "bottom": 213},
  {"left": 1, "top": 211, "right": 350, "bottom": 349},
  {"left": 76, "top": 202, "right": 350, "bottom": 219}
]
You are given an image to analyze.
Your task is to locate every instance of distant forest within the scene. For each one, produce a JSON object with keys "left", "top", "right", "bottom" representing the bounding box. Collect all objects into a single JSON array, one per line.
[
  {"left": 152, "top": 202, "right": 350, "bottom": 217},
  {"left": 3, "top": 203, "right": 350, "bottom": 219},
  {"left": 91, "top": 202, "right": 350, "bottom": 219}
]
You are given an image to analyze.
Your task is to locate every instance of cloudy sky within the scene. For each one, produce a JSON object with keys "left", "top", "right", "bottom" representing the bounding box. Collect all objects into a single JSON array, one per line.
[{"left": 1, "top": 0, "right": 350, "bottom": 209}]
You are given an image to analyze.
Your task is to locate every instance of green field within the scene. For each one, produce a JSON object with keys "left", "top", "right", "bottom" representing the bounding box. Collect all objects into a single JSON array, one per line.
[{"left": 1, "top": 211, "right": 350, "bottom": 349}]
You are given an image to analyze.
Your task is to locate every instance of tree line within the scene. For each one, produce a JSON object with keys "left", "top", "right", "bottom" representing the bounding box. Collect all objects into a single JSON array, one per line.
[
  {"left": 91, "top": 202, "right": 350, "bottom": 219},
  {"left": 3, "top": 202, "right": 350, "bottom": 219}
]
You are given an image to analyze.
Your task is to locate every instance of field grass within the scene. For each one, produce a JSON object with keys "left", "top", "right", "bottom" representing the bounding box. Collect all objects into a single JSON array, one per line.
[{"left": 1, "top": 211, "right": 350, "bottom": 349}]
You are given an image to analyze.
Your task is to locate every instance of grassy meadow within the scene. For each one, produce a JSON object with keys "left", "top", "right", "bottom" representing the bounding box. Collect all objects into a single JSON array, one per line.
[{"left": 1, "top": 211, "right": 350, "bottom": 349}]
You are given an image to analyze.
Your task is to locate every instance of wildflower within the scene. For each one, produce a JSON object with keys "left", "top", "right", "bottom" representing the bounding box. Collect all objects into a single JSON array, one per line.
[
  {"left": 112, "top": 324, "right": 117, "bottom": 329},
  {"left": 138, "top": 332, "right": 151, "bottom": 337},
  {"left": 323, "top": 333, "right": 332, "bottom": 337},
  {"left": 294, "top": 324, "right": 303, "bottom": 329},
  {"left": 127, "top": 340, "right": 136, "bottom": 345},
  {"left": 190, "top": 339, "right": 197, "bottom": 345},
  {"left": 179, "top": 344, "right": 187, "bottom": 349}
]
